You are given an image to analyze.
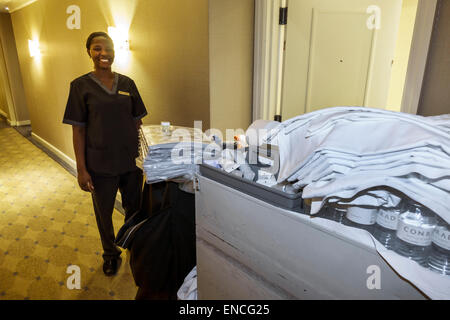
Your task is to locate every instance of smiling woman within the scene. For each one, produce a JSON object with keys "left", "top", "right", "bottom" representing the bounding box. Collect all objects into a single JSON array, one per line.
[{"left": 62, "top": 31, "right": 148, "bottom": 278}]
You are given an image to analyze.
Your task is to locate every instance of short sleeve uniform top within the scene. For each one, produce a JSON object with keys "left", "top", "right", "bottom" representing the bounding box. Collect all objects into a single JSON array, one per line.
[{"left": 63, "top": 72, "right": 147, "bottom": 176}]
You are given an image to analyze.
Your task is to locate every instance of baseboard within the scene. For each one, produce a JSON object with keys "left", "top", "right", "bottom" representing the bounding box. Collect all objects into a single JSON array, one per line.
[
  {"left": 0, "top": 108, "right": 31, "bottom": 126},
  {"left": 31, "top": 132, "right": 77, "bottom": 171},
  {"left": 15, "top": 120, "right": 31, "bottom": 126},
  {"left": 6, "top": 119, "right": 32, "bottom": 127}
]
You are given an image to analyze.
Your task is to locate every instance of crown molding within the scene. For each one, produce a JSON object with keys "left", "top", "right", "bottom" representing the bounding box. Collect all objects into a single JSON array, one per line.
[{"left": 9, "top": 0, "right": 38, "bottom": 13}]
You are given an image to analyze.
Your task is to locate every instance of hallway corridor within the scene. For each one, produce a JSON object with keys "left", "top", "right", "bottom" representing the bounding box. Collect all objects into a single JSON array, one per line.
[{"left": 0, "top": 121, "right": 138, "bottom": 299}]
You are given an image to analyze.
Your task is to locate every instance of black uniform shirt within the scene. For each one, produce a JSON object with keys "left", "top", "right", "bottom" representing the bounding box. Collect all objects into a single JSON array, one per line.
[{"left": 63, "top": 72, "right": 148, "bottom": 176}]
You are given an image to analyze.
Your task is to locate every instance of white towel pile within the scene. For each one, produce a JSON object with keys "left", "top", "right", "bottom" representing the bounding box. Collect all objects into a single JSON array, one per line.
[
  {"left": 138, "top": 125, "right": 213, "bottom": 183},
  {"left": 261, "top": 107, "right": 450, "bottom": 224}
]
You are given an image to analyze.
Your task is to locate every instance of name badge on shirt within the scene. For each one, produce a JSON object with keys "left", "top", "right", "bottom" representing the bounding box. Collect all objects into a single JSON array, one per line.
[{"left": 118, "top": 91, "right": 130, "bottom": 96}]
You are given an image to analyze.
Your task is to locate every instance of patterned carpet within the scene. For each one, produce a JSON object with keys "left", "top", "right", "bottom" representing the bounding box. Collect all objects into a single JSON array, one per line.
[{"left": 0, "top": 125, "right": 138, "bottom": 300}]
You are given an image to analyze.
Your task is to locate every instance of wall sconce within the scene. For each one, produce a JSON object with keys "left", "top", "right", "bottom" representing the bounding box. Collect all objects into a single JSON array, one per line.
[
  {"left": 108, "top": 26, "right": 130, "bottom": 51},
  {"left": 28, "top": 39, "right": 41, "bottom": 58}
]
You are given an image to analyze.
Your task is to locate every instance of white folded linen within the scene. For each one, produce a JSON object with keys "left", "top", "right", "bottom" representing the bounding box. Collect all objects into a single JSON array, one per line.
[
  {"left": 276, "top": 118, "right": 450, "bottom": 182},
  {"left": 288, "top": 145, "right": 450, "bottom": 183},
  {"left": 245, "top": 119, "right": 281, "bottom": 146},
  {"left": 270, "top": 106, "right": 449, "bottom": 138},
  {"left": 140, "top": 125, "right": 212, "bottom": 183},
  {"left": 306, "top": 110, "right": 449, "bottom": 138},
  {"left": 293, "top": 159, "right": 450, "bottom": 189}
]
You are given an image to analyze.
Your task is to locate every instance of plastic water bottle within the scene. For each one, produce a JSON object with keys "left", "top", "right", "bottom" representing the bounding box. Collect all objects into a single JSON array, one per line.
[
  {"left": 427, "top": 216, "right": 450, "bottom": 276},
  {"left": 307, "top": 203, "right": 346, "bottom": 223},
  {"left": 394, "top": 202, "right": 436, "bottom": 267},
  {"left": 161, "top": 121, "right": 171, "bottom": 136},
  {"left": 373, "top": 205, "right": 402, "bottom": 250},
  {"left": 343, "top": 206, "right": 378, "bottom": 233},
  {"left": 325, "top": 206, "right": 346, "bottom": 224}
]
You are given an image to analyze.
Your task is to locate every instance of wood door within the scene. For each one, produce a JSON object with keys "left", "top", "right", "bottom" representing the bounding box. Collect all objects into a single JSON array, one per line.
[{"left": 281, "top": 0, "right": 403, "bottom": 119}]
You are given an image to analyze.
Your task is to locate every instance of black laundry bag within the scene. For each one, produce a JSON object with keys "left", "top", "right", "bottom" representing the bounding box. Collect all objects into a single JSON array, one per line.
[{"left": 115, "top": 181, "right": 196, "bottom": 300}]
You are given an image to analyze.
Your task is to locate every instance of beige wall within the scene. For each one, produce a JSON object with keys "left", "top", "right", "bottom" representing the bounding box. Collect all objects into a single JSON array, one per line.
[
  {"left": 10, "top": 0, "right": 209, "bottom": 160},
  {"left": 386, "top": 0, "right": 418, "bottom": 111},
  {"left": 0, "top": 12, "right": 29, "bottom": 123},
  {"left": 417, "top": 0, "right": 450, "bottom": 116},
  {"left": 209, "top": 0, "right": 254, "bottom": 136}
]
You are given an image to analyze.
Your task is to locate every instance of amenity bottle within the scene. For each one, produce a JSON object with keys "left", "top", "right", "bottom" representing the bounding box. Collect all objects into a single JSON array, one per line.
[
  {"left": 343, "top": 206, "right": 378, "bottom": 233},
  {"left": 373, "top": 205, "right": 402, "bottom": 250},
  {"left": 394, "top": 202, "right": 436, "bottom": 267},
  {"left": 427, "top": 216, "right": 450, "bottom": 276},
  {"left": 325, "top": 206, "right": 346, "bottom": 224}
]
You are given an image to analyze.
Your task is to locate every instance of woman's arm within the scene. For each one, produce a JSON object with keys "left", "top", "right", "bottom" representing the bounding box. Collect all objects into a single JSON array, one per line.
[{"left": 72, "top": 125, "right": 94, "bottom": 192}]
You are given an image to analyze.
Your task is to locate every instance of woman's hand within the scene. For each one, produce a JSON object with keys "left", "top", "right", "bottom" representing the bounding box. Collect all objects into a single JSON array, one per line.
[
  {"left": 77, "top": 169, "right": 95, "bottom": 193},
  {"left": 72, "top": 126, "right": 94, "bottom": 193}
]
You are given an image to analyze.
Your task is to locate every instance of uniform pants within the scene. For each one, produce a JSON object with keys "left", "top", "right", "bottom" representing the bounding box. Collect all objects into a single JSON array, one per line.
[{"left": 91, "top": 169, "right": 143, "bottom": 260}]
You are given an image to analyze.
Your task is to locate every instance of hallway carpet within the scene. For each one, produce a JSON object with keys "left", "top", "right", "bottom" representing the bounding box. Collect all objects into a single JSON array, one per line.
[{"left": 0, "top": 127, "right": 138, "bottom": 299}]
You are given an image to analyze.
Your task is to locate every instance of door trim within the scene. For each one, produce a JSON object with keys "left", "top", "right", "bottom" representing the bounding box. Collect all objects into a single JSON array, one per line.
[
  {"left": 400, "top": 0, "right": 438, "bottom": 115},
  {"left": 0, "top": 40, "right": 17, "bottom": 125},
  {"left": 253, "top": 0, "right": 438, "bottom": 119},
  {"left": 253, "top": 0, "right": 283, "bottom": 121}
]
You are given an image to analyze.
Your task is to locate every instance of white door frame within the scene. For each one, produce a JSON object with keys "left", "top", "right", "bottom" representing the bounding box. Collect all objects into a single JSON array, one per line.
[
  {"left": 0, "top": 40, "right": 17, "bottom": 125},
  {"left": 252, "top": 0, "right": 283, "bottom": 121},
  {"left": 400, "top": 0, "right": 438, "bottom": 114},
  {"left": 253, "top": 0, "right": 438, "bottom": 121}
]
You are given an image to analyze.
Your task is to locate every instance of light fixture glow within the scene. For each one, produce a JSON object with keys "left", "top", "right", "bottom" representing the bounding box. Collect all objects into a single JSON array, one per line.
[
  {"left": 28, "top": 39, "right": 41, "bottom": 58},
  {"left": 108, "top": 26, "right": 130, "bottom": 51}
]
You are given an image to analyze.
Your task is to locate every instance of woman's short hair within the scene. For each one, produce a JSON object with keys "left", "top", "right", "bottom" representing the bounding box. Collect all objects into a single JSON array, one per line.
[{"left": 86, "top": 32, "right": 113, "bottom": 50}]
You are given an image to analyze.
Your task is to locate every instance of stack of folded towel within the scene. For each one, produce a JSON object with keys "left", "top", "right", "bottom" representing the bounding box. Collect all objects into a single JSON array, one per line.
[
  {"left": 258, "top": 107, "right": 450, "bottom": 224},
  {"left": 138, "top": 125, "right": 213, "bottom": 183}
]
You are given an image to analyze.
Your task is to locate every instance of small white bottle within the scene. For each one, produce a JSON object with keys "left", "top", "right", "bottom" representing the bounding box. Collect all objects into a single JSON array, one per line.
[
  {"left": 427, "top": 216, "right": 450, "bottom": 276},
  {"left": 325, "top": 206, "right": 346, "bottom": 224},
  {"left": 394, "top": 202, "right": 436, "bottom": 267},
  {"left": 161, "top": 121, "right": 171, "bottom": 136},
  {"left": 373, "top": 204, "right": 402, "bottom": 250},
  {"left": 343, "top": 206, "right": 378, "bottom": 233}
]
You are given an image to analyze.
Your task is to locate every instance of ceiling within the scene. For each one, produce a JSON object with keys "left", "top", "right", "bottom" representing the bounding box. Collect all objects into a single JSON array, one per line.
[{"left": 0, "top": 0, "right": 36, "bottom": 13}]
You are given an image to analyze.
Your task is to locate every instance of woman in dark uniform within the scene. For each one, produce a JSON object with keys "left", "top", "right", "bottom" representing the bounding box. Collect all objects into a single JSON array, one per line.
[{"left": 63, "top": 32, "right": 147, "bottom": 276}]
